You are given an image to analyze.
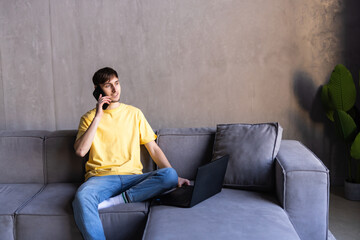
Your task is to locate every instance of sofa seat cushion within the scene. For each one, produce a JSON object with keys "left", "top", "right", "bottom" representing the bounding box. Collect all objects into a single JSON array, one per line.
[
  {"left": 16, "top": 183, "right": 149, "bottom": 240},
  {"left": 143, "top": 189, "right": 300, "bottom": 240},
  {"left": 0, "top": 184, "right": 44, "bottom": 214},
  {"left": 0, "top": 184, "right": 43, "bottom": 240}
]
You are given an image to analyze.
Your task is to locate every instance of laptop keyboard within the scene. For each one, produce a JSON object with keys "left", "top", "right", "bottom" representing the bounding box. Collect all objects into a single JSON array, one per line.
[
  {"left": 157, "top": 185, "right": 194, "bottom": 205},
  {"left": 172, "top": 185, "right": 194, "bottom": 201}
]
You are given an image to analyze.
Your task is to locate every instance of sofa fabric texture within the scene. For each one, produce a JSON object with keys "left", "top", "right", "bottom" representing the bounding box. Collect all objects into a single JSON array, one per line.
[
  {"left": 0, "top": 127, "right": 329, "bottom": 240},
  {"left": 144, "top": 189, "right": 300, "bottom": 240}
]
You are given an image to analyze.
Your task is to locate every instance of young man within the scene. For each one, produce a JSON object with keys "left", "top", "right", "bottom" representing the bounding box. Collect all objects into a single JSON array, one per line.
[{"left": 72, "top": 67, "right": 190, "bottom": 240}]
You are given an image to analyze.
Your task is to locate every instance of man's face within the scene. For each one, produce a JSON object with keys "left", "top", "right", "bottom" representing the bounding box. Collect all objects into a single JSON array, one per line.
[{"left": 100, "top": 77, "right": 121, "bottom": 103}]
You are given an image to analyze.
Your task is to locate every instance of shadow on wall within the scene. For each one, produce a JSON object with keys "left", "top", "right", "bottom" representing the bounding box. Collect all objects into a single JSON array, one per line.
[
  {"left": 293, "top": 72, "right": 324, "bottom": 122},
  {"left": 292, "top": 71, "right": 346, "bottom": 185},
  {"left": 292, "top": 0, "right": 360, "bottom": 186}
]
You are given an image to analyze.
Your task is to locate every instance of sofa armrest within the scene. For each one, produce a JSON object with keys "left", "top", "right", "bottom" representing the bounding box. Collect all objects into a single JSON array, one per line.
[{"left": 275, "top": 140, "right": 329, "bottom": 240}]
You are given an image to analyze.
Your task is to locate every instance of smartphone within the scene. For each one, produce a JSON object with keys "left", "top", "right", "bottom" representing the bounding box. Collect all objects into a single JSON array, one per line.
[{"left": 93, "top": 86, "right": 109, "bottom": 110}]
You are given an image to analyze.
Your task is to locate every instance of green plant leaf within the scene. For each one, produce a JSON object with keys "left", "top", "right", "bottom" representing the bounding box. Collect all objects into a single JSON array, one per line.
[
  {"left": 326, "top": 110, "right": 334, "bottom": 122},
  {"left": 333, "top": 110, "right": 357, "bottom": 142},
  {"left": 328, "top": 64, "right": 356, "bottom": 112},
  {"left": 351, "top": 133, "right": 360, "bottom": 159},
  {"left": 321, "top": 84, "right": 331, "bottom": 108},
  {"left": 321, "top": 84, "right": 335, "bottom": 121}
]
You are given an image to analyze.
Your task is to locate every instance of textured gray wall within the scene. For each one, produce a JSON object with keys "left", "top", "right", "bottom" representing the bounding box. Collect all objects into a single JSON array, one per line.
[{"left": 1, "top": 0, "right": 359, "bottom": 185}]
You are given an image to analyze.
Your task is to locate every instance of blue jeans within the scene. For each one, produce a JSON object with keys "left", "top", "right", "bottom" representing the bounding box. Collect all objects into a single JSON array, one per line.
[{"left": 72, "top": 168, "right": 178, "bottom": 240}]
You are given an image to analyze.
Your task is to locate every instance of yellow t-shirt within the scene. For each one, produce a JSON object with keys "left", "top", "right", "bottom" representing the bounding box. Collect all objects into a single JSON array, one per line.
[{"left": 76, "top": 103, "right": 157, "bottom": 181}]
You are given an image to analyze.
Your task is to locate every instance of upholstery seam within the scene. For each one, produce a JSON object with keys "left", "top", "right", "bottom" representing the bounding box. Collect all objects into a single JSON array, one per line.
[
  {"left": 223, "top": 184, "right": 274, "bottom": 188},
  {"left": 283, "top": 173, "right": 302, "bottom": 239},
  {"left": 45, "top": 135, "right": 76, "bottom": 139},
  {"left": 326, "top": 172, "right": 330, "bottom": 239},
  {"left": 275, "top": 158, "right": 286, "bottom": 209},
  {"left": 142, "top": 202, "right": 153, "bottom": 240},
  {"left": 282, "top": 169, "right": 329, "bottom": 174},
  {"left": 216, "top": 122, "right": 278, "bottom": 127},
  {"left": 277, "top": 159, "right": 301, "bottom": 238},
  {"left": 270, "top": 123, "right": 280, "bottom": 190},
  {"left": 14, "top": 184, "right": 47, "bottom": 214},
  {"left": 13, "top": 184, "right": 47, "bottom": 239},
  {"left": 13, "top": 214, "right": 16, "bottom": 240},
  {"left": 157, "top": 133, "right": 215, "bottom": 137},
  {"left": 271, "top": 123, "right": 279, "bottom": 160},
  {"left": 140, "top": 210, "right": 148, "bottom": 240},
  {"left": 0, "top": 136, "right": 44, "bottom": 139},
  {"left": 43, "top": 137, "right": 47, "bottom": 184}
]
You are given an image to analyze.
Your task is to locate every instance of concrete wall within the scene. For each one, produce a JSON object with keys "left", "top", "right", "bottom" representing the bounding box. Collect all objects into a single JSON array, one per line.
[{"left": 1, "top": 0, "right": 359, "bottom": 185}]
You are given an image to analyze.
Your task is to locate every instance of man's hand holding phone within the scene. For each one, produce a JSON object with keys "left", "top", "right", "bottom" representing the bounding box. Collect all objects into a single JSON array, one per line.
[
  {"left": 95, "top": 94, "right": 111, "bottom": 117},
  {"left": 93, "top": 86, "right": 111, "bottom": 117}
]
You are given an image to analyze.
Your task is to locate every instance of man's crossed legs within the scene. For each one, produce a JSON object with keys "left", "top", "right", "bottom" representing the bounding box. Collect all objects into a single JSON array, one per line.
[{"left": 72, "top": 168, "right": 178, "bottom": 240}]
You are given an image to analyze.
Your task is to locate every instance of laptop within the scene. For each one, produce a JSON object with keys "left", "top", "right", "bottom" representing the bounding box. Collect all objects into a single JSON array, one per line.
[{"left": 154, "top": 155, "right": 229, "bottom": 208}]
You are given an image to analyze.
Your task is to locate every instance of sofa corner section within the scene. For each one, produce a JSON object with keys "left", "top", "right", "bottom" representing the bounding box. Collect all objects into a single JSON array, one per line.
[{"left": 275, "top": 140, "right": 329, "bottom": 240}]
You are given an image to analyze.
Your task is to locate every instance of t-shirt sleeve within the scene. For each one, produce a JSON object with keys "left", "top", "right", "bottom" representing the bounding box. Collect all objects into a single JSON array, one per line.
[
  {"left": 76, "top": 115, "right": 91, "bottom": 141},
  {"left": 138, "top": 110, "right": 157, "bottom": 145}
]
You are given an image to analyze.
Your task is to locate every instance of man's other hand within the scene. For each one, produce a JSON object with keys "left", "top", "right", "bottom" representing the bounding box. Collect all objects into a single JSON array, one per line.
[{"left": 178, "top": 177, "right": 191, "bottom": 187}]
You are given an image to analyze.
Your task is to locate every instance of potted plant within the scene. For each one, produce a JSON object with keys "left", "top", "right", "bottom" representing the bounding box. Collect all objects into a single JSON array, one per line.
[{"left": 321, "top": 64, "right": 360, "bottom": 200}]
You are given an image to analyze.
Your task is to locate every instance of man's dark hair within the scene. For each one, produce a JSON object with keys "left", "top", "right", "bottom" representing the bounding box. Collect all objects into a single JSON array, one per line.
[{"left": 92, "top": 67, "right": 118, "bottom": 86}]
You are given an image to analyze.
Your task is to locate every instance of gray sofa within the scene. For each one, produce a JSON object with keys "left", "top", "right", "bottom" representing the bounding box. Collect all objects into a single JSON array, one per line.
[{"left": 0, "top": 126, "right": 329, "bottom": 240}]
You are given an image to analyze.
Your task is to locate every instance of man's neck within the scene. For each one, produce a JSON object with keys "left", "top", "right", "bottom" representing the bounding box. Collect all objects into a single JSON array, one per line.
[{"left": 106, "top": 102, "right": 121, "bottom": 110}]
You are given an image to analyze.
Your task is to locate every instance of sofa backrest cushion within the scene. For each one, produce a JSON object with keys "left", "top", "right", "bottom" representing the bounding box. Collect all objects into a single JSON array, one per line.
[
  {"left": 45, "top": 130, "right": 155, "bottom": 183},
  {"left": 45, "top": 130, "right": 86, "bottom": 183},
  {"left": 0, "top": 131, "right": 48, "bottom": 184},
  {"left": 157, "top": 128, "right": 216, "bottom": 180},
  {"left": 141, "top": 144, "right": 156, "bottom": 173},
  {"left": 211, "top": 123, "right": 283, "bottom": 191}
]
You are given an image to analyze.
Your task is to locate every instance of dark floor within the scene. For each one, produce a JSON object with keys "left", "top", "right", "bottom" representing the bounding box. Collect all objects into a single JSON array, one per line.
[{"left": 329, "top": 186, "right": 360, "bottom": 240}]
